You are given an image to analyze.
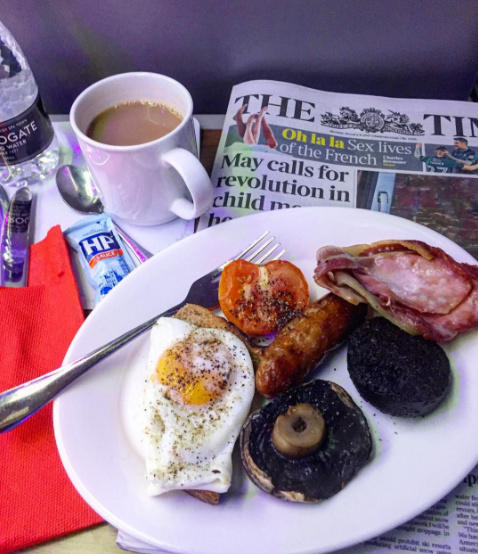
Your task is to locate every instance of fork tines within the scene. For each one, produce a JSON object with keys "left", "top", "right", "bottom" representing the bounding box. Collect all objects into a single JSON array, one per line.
[{"left": 238, "top": 231, "right": 285, "bottom": 265}]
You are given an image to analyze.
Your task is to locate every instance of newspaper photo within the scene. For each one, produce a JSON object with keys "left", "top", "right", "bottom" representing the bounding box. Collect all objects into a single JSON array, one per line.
[{"left": 197, "top": 79, "right": 478, "bottom": 259}]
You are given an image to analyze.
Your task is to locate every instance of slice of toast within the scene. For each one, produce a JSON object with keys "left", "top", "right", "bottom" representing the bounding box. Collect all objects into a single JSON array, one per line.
[{"left": 185, "top": 489, "right": 220, "bottom": 505}]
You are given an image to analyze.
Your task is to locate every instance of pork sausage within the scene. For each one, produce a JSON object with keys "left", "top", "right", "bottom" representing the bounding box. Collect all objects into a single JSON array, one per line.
[{"left": 256, "top": 294, "right": 366, "bottom": 397}]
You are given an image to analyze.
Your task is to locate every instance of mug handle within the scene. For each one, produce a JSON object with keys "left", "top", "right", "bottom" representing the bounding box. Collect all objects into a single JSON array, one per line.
[{"left": 161, "top": 148, "right": 213, "bottom": 219}]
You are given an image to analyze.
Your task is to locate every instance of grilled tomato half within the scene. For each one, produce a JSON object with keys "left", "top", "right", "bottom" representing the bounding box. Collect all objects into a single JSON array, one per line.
[{"left": 218, "top": 259, "right": 309, "bottom": 335}]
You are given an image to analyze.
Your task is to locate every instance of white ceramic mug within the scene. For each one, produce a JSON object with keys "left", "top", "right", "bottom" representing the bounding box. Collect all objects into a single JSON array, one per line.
[{"left": 70, "top": 72, "right": 213, "bottom": 225}]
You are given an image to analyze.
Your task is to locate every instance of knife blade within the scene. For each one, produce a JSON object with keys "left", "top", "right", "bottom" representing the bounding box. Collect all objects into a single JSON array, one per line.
[{"left": 1, "top": 186, "right": 33, "bottom": 287}]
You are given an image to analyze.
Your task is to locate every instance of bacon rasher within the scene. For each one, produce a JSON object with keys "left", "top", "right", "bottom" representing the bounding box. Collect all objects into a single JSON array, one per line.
[{"left": 314, "top": 240, "right": 478, "bottom": 342}]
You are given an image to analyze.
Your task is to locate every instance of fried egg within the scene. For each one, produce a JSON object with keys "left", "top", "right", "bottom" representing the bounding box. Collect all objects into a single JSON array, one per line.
[{"left": 136, "top": 317, "right": 255, "bottom": 496}]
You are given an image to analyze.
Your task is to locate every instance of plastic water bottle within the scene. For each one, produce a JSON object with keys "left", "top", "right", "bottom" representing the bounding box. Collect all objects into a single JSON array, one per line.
[{"left": 0, "top": 20, "right": 59, "bottom": 186}]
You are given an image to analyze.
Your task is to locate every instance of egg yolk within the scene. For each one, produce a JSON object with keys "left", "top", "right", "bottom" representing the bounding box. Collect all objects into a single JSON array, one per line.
[{"left": 155, "top": 334, "right": 232, "bottom": 405}]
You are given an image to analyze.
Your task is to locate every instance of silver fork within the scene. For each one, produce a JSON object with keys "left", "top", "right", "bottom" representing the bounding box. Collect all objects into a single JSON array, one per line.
[{"left": 0, "top": 231, "right": 284, "bottom": 433}]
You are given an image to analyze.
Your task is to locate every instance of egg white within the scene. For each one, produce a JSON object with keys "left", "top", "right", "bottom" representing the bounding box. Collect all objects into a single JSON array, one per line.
[{"left": 134, "top": 317, "right": 255, "bottom": 496}]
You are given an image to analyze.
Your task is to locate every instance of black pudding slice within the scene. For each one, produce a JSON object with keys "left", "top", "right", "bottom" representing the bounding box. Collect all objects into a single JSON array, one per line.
[
  {"left": 240, "top": 380, "right": 372, "bottom": 503},
  {"left": 347, "top": 317, "right": 452, "bottom": 417}
]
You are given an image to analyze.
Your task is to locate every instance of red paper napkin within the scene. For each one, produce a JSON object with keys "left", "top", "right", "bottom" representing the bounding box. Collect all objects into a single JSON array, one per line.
[{"left": 0, "top": 226, "right": 103, "bottom": 553}]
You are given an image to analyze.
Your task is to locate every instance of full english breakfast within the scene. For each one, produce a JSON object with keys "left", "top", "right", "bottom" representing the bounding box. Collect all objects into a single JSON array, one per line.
[{"left": 130, "top": 239, "right": 478, "bottom": 504}]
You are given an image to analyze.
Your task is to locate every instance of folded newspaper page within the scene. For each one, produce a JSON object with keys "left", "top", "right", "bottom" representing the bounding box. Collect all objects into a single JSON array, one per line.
[
  {"left": 197, "top": 79, "right": 478, "bottom": 259},
  {"left": 197, "top": 80, "right": 478, "bottom": 553}
]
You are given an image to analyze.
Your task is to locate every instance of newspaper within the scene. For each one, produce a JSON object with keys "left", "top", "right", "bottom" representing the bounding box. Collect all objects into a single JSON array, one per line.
[
  {"left": 195, "top": 80, "right": 478, "bottom": 553},
  {"left": 197, "top": 79, "right": 478, "bottom": 260}
]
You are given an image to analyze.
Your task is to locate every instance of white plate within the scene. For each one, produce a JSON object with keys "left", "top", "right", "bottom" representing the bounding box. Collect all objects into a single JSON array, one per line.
[{"left": 53, "top": 207, "right": 478, "bottom": 554}]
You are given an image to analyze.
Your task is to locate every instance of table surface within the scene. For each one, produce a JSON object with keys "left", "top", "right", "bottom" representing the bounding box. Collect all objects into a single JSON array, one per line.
[{"left": 21, "top": 123, "right": 478, "bottom": 553}]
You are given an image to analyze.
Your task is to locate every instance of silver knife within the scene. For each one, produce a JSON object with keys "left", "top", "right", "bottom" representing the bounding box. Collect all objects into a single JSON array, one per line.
[{"left": 2, "top": 186, "right": 33, "bottom": 287}]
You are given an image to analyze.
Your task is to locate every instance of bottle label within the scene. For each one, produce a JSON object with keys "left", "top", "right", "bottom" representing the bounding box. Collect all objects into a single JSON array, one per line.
[{"left": 0, "top": 93, "right": 54, "bottom": 166}]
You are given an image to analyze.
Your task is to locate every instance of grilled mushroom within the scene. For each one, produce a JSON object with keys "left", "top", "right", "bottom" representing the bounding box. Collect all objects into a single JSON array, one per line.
[{"left": 240, "top": 380, "right": 372, "bottom": 502}]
